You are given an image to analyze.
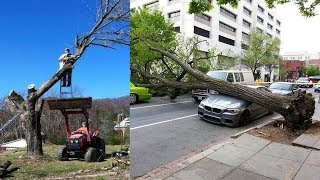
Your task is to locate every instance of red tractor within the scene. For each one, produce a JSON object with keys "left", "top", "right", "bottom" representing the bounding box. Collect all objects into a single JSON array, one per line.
[{"left": 46, "top": 98, "right": 105, "bottom": 162}]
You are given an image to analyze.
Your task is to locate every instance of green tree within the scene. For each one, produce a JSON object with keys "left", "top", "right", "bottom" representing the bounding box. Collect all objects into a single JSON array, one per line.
[
  {"left": 131, "top": 8, "right": 236, "bottom": 98},
  {"left": 241, "top": 28, "right": 281, "bottom": 79},
  {"left": 303, "top": 66, "right": 320, "bottom": 76},
  {"left": 188, "top": 0, "right": 319, "bottom": 17}
]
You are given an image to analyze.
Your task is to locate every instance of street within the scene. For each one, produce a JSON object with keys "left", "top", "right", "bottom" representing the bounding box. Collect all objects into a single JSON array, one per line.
[{"left": 130, "top": 88, "right": 319, "bottom": 178}]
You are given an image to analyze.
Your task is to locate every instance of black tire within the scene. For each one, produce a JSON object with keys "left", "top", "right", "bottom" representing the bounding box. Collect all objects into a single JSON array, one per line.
[
  {"left": 57, "top": 146, "right": 68, "bottom": 161},
  {"left": 96, "top": 137, "right": 106, "bottom": 162},
  {"left": 84, "top": 147, "right": 98, "bottom": 162},
  {"left": 130, "top": 93, "right": 138, "bottom": 104},
  {"left": 193, "top": 97, "right": 201, "bottom": 103},
  {"left": 238, "top": 110, "right": 250, "bottom": 127},
  {"left": 268, "top": 109, "right": 274, "bottom": 115}
]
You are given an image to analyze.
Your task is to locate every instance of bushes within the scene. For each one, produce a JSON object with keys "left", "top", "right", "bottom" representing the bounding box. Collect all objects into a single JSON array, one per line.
[
  {"left": 47, "top": 135, "right": 66, "bottom": 145},
  {"left": 106, "top": 129, "right": 129, "bottom": 145}
]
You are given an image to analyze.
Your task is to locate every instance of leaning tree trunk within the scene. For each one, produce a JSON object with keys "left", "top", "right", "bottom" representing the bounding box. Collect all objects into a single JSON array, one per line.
[{"left": 132, "top": 43, "right": 315, "bottom": 129}]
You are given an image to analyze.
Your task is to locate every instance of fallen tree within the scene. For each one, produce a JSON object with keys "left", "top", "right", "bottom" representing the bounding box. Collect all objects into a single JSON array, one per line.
[
  {"left": 4, "top": 0, "right": 129, "bottom": 156},
  {"left": 130, "top": 41, "right": 315, "bottom": 130}
]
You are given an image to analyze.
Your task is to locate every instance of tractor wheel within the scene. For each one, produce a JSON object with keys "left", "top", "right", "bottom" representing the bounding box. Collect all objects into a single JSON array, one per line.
[
  {"left": 57, "top": 146, "right": 68, "bottom": 161},
  {"left": 84, "top": 147, "right": 98, "bottom": 162},
  {"left": 96, "top": 137, "right": 106, "bottom": 162}
]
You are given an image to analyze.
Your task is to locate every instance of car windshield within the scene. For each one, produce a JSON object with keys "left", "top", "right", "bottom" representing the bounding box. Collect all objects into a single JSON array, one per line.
[
  {"left": 297, "top": 78, "right": 309, "bottom": 82},
  {"left": 206, "top": 71, "right": 227, "bottom": 80},
  {"left": 269, "top": 83, "right": 293, "bottom": 91}
]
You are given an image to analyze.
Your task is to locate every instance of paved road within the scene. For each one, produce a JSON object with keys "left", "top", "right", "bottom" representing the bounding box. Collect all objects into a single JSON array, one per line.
[{"left": 130, "top": 96, "right": 280, "bottom": 178}]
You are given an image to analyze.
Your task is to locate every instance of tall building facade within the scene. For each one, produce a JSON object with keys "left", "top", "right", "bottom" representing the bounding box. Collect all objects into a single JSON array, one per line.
[{"left": 131, "top": 0, "right": 282, "bottom": 81}]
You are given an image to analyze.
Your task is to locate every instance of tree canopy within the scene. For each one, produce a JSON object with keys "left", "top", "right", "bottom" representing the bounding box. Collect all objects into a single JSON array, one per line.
[
  {"left": 241, "top": 28, "right": 281, "bottom": 78},
  {"left": 188, "top": 0, "right": 319, "bottom": 17}
]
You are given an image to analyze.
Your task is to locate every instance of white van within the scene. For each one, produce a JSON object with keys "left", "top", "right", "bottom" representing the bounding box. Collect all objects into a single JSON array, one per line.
[{"left": 192, "top": 70, "right": 254, "bottom": 101}]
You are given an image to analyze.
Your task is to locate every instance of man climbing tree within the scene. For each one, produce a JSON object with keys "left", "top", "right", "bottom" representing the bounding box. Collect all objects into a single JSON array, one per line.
[{"left": 4, "top": 0, "right": 129, "bottom": 156}]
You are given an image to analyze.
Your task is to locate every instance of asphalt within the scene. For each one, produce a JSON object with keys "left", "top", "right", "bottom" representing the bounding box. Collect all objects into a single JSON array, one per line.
[
  {"left": 134, "top": 87, "right": 320, "bottom": 180},
  {"left": 130, "top": 95, "right": 280, "bottom": 178}
]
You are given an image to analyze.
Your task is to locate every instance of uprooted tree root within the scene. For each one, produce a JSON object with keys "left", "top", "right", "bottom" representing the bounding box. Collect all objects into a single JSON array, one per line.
[{"left": 284, "top": 91, "right": 315, "bottom": 130}]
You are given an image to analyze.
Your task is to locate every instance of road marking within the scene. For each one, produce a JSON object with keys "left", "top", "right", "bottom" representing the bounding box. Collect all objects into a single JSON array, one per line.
[
  {"left": 130, "top": 100, "right": 194, "bottom": 110},
  {"left": 131, "top": 114, "right": 197, "bottom": 130}
]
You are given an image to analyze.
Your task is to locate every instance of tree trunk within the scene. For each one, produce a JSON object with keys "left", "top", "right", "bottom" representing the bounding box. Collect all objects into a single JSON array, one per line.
[
  {"left": 25, "top": 84, "right": 43, "bottom": 156},
  {"left": 133, "top": 44, "right": 316, "bottom": 129}
]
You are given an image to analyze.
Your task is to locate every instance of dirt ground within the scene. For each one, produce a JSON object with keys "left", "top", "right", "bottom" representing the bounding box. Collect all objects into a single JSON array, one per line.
[{"left": 246, "top": 121, "right": 320, "bottom": 145}]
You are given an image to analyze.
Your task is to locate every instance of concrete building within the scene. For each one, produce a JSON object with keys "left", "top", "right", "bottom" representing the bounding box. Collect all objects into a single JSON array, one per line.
[{"left": 131, "top": 0, "right": 282, "bottom": 81}]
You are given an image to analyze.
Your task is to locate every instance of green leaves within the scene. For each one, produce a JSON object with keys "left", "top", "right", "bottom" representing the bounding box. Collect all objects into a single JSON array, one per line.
[
  {"left": 188, "top": 0, "right": 213, "bottom": 14},
  {"left": 241, "top": 28, "right": 281, "bottom": 73}
]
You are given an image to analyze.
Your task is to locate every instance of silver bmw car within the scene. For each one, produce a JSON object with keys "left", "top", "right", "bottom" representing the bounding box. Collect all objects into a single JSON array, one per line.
[{"left": 198, "top": 85, "right": 273, "bottom": 127}]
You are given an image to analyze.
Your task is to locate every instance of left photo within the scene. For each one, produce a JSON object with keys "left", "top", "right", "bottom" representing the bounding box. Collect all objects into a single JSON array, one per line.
[{"left": 0, "top": 0, "right": 130, "bottom": 179}]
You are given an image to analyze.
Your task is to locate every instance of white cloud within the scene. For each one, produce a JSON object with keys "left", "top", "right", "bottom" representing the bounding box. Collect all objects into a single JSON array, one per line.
[{"left": 275, "top": 3, "right": 320, "bottom": 54}]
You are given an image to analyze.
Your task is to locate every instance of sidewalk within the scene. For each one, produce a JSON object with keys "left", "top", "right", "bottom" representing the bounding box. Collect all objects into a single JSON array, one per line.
[{"left": 141, "top": 133, "right": 320, "bottom": 180}]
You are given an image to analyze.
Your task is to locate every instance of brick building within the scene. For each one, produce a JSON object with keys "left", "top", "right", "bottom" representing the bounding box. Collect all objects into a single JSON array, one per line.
[{"left": 282, "top": 60, "right": 305, "bottom": 80}]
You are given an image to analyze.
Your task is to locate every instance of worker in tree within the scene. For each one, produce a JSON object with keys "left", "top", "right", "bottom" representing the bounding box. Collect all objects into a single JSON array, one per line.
[{"left": 58, "top": 48, "right": 73, "bottom": 86}]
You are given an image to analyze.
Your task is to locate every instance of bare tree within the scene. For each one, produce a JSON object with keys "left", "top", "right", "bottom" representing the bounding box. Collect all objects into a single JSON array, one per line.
[{"left": 4, "top": 0, "right": 129, "bottom": 156}]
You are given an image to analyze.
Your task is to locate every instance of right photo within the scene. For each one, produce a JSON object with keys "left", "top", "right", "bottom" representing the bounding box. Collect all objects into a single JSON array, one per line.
[{"left": 130, "top": 0, "right": 320, "bottom": 179}]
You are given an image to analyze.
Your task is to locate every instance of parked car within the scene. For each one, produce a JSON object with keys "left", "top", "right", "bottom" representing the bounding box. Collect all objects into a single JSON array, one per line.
[
  {"left": 315, "top": 82, "right": 320, "bottom": 92},
  {"left": 198, "top": 85, "right": 273, "bottom": 127},
  {"left": 268, "top": 82, "right": 301, "bottom": 98},
  {"left": 295, "top": 77, "right": 313, "bottom": 88},
  {"left": 130, "top": 82, "right": 151, "bottom": 104},
  {"left": 192, "top": 70, "right": 254, "bottom": 101}
]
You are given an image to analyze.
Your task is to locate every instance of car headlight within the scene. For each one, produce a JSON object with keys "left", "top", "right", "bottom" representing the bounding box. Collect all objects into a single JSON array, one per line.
[
  {"left": 70, "top": 140, "right": 74, "bottom": 143},
  {"left": 74, "top": 139, "right": 79, "bottom": 143},
  {"left": 199, "top": 102, "right": 205, "bottom": 108},
  {"left": 224, "top": 109, "right": 240, "bottom": 114}
]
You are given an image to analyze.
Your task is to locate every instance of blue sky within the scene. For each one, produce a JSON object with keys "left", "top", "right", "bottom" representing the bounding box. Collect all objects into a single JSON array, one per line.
[{"left": 0, "top": 0, "right": 129, "bottom": 99}]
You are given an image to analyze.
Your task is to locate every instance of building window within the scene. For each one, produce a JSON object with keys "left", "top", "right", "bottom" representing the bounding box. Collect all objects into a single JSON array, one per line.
[
  {"left": 241, "top": 43, "right": 248, "bottom": 50},
  {"left": 242, "top": 19, "right": 251, "bottom": 28},
  {"left": 219, "top": 35, "right": 235, "bottom": 46},
  {"left": 243, "top": 6, "right": 252, "bottom": 16},
  {"left": 175, "top": 26, "right": 180, "bottom": 33},
  {"left": 195, "top": 14, "right": 211, "bottom": 22},
  {"left": 276, "top": 29, "right": 280, "bottom": 34},
  {"left": 258, "top": 5, "right": 264, "bottom": 13},
  {"left": 242, "top": 32, "right": 249, "bottom": 39},
  {"left": 168, "top": 11, "right": 180, "bottom": 18},
  {"left": 257, "top": 16, "right": 264, "bottom": 24},
  {"left": 257, "top": 28, "right": 263, "bottom": 33},
  {"left": 194, "top": 26, "right": 210, "bottom": 38},
  {"left": 145, "top": 1, "right": 159, "bottom": 9},
  {"left": 267, "top": 23, "right": 273, "bottom": 30},
  {"left": 276, "top": 20, "right": 281, "bottom": 26},
  {"left": 267, "top": 33, "right": 272, "bottom": 38},
  {"left": 219, "top": 21, "right": 236, "bottom": 32},
  {"left": 268, "top": 13, "right": 274, "bottom": 20},
  {"left": 220, "top": 7, "right": 237, "bottom": 20},
  {"left": 245, "top": 0, "right": 252, "bottom": 4}
]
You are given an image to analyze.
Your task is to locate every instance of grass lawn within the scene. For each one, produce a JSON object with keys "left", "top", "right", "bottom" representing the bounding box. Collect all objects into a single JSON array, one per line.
[{"left": 0, "top": 143, "right": 126, "bottom": 179}]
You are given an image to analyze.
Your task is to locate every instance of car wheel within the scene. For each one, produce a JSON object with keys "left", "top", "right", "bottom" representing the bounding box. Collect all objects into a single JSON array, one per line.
[
  {"left": 130, "top": 93, "right": 138, "bottom": 104},
  {"left": 238, "top": 110, "right": 250, "bottom": 127},
  {"left": 268, "top": 109, "right": 274, "bottom": 115}
]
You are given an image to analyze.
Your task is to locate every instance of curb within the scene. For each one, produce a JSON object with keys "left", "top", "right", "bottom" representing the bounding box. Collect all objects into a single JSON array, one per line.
[
  {"left": 136, "top": 114, "right": 284, "bottom": 180},
  {"left": 135, "top": 138, "right": 233, "bottom": 180},
  {"left": 231, "top": 114, "right": 283, "bottom": 139}
]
